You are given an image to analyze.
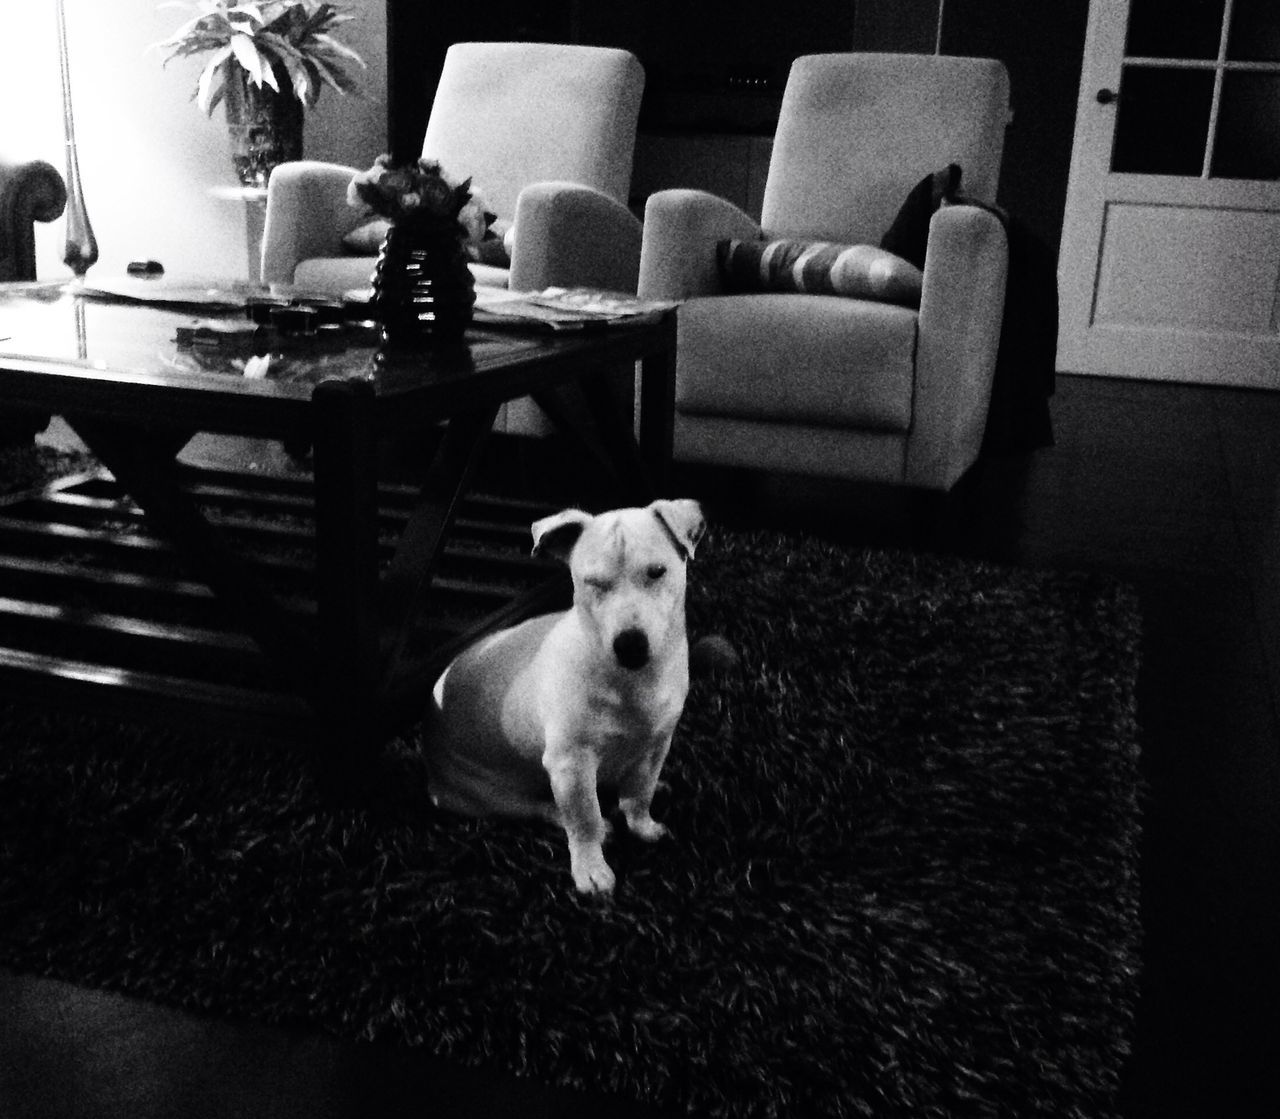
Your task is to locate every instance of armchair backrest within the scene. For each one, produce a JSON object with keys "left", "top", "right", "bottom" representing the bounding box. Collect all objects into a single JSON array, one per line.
[
  {"left": 421, "top": 42, "right": 645, "bottom": 220},
  {"left": 762, "top": 53, "right": 1011, "bottom": 245}
]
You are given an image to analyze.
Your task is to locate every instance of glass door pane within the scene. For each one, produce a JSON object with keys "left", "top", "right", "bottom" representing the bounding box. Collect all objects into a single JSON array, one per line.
[
  {"left": 1212, "top": 73, "right": 1280, "bottom": 179},
  {"left": 1113, "top": 67, "right": 1216, "bottom": 175},
  {"left": 1126, "top": 0, "right": 1225, "bottom": 59},
  {"left": 1227, "top": 0, "right": 1280, "bottom": 63}
]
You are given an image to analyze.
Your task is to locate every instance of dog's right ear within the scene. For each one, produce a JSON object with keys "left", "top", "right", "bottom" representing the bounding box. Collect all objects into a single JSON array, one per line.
[{"left": 531, "top": 508, "right": 593, "bottom": 562}]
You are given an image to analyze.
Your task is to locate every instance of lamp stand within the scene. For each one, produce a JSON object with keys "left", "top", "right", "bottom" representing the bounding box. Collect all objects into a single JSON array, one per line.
[{"left": 55, "top": 0, "right": 98, "bottom": 278}]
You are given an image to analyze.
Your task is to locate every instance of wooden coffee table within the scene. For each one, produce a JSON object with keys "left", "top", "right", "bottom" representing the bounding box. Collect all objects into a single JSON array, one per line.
[{"left": 0, "top": 281, "right": 676, "bottom": 793}]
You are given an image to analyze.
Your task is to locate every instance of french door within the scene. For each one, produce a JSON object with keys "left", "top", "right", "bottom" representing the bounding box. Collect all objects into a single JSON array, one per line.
[{"left": 1057, "top": 0, "right": 1280, "bottom": 387}]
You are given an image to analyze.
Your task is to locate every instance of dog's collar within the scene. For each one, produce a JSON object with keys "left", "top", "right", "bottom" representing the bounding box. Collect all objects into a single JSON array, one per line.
[{"left": 652, "top": 507, "right": 690, "bottom": 561}]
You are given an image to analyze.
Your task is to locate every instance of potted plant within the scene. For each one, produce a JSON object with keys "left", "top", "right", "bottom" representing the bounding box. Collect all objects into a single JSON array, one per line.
[
  {"left": 346, "top": 156, "right": 496, "bottom": 343},
  {"left": 156, "top": 1, "right": 366, "bottom": 188}
]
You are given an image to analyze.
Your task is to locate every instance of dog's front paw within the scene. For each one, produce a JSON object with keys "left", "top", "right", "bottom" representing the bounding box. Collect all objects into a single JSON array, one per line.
[{"left": 569, "top": 847, "right": 616, "bottom": 895}]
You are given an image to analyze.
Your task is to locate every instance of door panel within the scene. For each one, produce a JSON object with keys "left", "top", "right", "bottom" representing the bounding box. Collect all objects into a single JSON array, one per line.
[
  {"left": 1095, "top": 204, "right": 1280, "bottom": 331},
  {"left": 1058, "top": 0, "right": 1280, "bottom": 386}
]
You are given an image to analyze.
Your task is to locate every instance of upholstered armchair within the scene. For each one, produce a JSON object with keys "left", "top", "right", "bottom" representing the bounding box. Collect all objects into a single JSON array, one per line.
[
  {"left": 261, "top": 41, "right": 645, "bottom": 297},
  {"left": 638, "top": 53, "right": 1012, "bottom": 492},
  {"left": 0, "top": 158, "right": 66, "bottom": 283},
  {"left": 261, "top": 41, "right": 644, "bottom": 435}
]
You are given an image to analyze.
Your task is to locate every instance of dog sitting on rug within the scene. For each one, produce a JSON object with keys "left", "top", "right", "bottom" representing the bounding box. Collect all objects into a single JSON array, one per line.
[{"left": 427, "top": 499, "right": 706, "bottom": 895}]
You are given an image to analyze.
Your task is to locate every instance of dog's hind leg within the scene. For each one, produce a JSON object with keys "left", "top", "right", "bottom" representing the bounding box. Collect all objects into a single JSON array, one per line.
[{"left": 618, "top": 733, "right": 673, "bottom": 842}]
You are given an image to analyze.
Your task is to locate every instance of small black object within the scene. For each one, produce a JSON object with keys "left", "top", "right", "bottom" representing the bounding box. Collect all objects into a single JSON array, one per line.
[
  {"left": 1096, "top": 88, "right": 1118, "bottom": 105},
  {"left": 174, "top": 323, "right": 263, "bottom": 349},
  {"left": 245, "top": 297, "right": 349, "bottom": 329},
  {"left": 268, "top": 305, "right": 319, "bottom": 334},
  {"left": 126, "top": 259, "right": 165, "bottom": 277}
]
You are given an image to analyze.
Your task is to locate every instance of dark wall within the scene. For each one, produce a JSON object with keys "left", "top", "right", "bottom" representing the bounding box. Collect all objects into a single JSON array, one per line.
[
  {"left": 386, "top": 0, "right": 1090, "bottom": 252},
  {"left": 856, "top": 0, "right": 1090, "bottom": 254},
  {"left": 853, "top": 0, "right": 945, "bottom": 54},
  {"left": 386, "top": 1, "right": 854, "bottom": 146},
  {"left": 942, "top": 0, "right": 1090, "bottom": 255},
  {"left": 385, "top": 1, "right": 575, "bottom": 162},
  {"left": 574, "top": 3, "right": 855, "bottom": 132}
]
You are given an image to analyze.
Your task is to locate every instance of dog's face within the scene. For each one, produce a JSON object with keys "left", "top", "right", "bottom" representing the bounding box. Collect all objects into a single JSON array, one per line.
[{"left": 532, "top": 500, "right": 705, "bottom": 671}]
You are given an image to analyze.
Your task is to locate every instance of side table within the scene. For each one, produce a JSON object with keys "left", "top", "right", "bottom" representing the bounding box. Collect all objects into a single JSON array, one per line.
[{"left": 209, "top": 185, "right": 269, "bottom": 280}]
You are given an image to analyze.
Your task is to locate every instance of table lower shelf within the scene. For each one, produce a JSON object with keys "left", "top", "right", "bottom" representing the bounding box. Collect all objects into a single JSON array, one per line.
[{"left": 0, "top": 465, "right": 564, "bottom": 739}]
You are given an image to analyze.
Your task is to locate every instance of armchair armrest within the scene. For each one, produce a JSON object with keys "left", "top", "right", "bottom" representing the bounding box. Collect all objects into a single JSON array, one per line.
[
  {"left": 906, "top": 204, "right": 1009, "bottom": 490},
  {"left": 0, "top": 159, "right": 67, "bottom": 282},
  {"left": 509, "top": 181, "right": 643, "bottom": 293},
  {"left": 260, "top": 160, "right": 362, "bottom": 285},
  {"left": 638, "top": 189, "right": 762, "bottom": 301}
]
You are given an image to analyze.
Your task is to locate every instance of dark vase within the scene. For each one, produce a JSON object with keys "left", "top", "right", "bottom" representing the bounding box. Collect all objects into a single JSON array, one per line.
[
  {"left": 369, "top": 217, "right": 476, "bottom": 345},
  {"left": 223, "top": 69, "right": 304, "bottom": 189}
]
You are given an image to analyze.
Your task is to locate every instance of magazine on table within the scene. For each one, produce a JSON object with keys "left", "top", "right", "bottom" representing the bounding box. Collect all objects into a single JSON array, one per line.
[
  {"left": 73, "top": 276, "right": 263, "bottom": 308},
  {"left": 472, "top": 286, "right": 678, "bottom": 332}
]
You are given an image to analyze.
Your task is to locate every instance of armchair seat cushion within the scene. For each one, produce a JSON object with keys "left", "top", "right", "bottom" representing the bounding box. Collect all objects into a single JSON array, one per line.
[{"left": 676, "top": 294, "right": 917, "bottom": 432}]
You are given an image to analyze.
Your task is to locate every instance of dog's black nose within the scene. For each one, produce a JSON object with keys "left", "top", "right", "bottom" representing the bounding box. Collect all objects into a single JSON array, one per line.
[{"left": 613, "top": 628, "right": 650, "bottom": 670}]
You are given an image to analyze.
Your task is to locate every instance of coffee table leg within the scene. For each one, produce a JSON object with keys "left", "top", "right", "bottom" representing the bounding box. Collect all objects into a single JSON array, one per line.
[
  {"left": 557, "top": 313, "right": 678, "bottom": 504},
  {"left": 311, "top": 375, "right": 380, "bottom": 798},
  {"left": 637, "top": 313, "right": 677, "bottom": 496},
  {"left": 377, "top": 404, "right": 499, "bottom": 715}
]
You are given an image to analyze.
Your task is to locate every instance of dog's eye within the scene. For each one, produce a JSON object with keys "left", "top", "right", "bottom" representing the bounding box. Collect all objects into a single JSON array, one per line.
[
  {"left": 646, "top": 564, "right": 668, "bottom": 581},
  {"left": 586, "top": 577, "right": 614, "bottom": 594}
]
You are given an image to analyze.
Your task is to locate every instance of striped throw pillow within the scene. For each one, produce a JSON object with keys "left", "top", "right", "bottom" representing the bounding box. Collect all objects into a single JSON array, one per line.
[{"left": 717, "top": 239, "right": 923, "bottom": 306}]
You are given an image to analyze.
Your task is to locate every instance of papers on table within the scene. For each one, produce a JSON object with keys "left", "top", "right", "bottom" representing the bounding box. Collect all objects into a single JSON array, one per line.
[
  {"left": 472, "top": 287, "right": 678, "bottom": 332},
  {"left": 74, "top": 276, "right": 261, "bottom": 308},
  {"left": 75, "top": 277, "right": 359, "bottom": 312},
  {"left": 64, "top": 277, "right": 677, "bottom": 334}
]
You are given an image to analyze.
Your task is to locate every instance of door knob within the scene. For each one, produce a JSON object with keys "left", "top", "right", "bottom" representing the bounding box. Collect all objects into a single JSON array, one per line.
[{"left": 1096, "top": 88, "right": 1118, "bottom": 105}]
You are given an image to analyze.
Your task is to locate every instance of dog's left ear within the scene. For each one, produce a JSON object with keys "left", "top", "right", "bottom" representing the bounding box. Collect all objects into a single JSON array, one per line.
[
  {"left": 531, "top": 508, "right": 593, "bottom": 562},
  {"left": 651, "top": 499, "right": 706, "bottom": 560}
]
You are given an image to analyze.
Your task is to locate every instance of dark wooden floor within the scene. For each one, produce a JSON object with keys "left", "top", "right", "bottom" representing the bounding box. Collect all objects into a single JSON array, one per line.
[{"left": 2, "top": 373, "right": 1278, "bottom": 1118}]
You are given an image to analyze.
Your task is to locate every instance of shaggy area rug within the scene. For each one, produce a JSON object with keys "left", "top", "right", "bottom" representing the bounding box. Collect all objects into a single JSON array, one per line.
[
  {"left": 0, "top": 442, "right": 96, "bottom": 497},
  {"left": 0, "top": 457, "right": 1143, "bottom": 1118}
]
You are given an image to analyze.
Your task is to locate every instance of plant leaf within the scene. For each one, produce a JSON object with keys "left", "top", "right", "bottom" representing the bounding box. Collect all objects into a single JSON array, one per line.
[
  {"left": 313, "top": 33, "right": 366, "bottom": 70},
  {"left": 289, "top": 62, "right": 313, "bottom": 105},
  {"left": 300, "top": 59, "right": 324, "bottom": 107},
  {"left": 159, "top": 0, "right": 363, "bottom": 102},
  {"left": 229, "top": 33, "right": 266, "bottom": 86},
  {"left": 256, "top": 31, "right": 308, "bottom": 69},
  {"left": 195, "top": 46, "right": 233, "bottom": 115},
  {"left": 305, "top": 50, "right": 358, "bottom": 97},
  {"left": 256, "top": 34, "right": 314, "bottom": 100}
]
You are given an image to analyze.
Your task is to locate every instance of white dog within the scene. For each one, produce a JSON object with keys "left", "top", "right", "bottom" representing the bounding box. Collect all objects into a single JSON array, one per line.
[{"left": 427, "top": 499, "right": 705, "bottom": 894}]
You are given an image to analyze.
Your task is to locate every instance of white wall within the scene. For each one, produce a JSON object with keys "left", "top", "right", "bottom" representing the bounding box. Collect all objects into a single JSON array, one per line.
[{"left": 0, "top": 0, "right": 386, "bottom": 282}]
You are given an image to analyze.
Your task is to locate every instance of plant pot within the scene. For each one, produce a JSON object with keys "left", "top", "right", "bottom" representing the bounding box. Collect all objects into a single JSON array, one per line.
[
  {"left": 369, "top": 218, "right": 476, "bottom": 345},
  {"left": 223, "top": 70, "right": 303, "bottom": 189}
]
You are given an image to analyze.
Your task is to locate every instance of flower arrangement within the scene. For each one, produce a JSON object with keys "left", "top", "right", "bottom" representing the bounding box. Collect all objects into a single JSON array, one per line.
[
  {"left": 347, "top": 156, "right": 495, "bottom": 246},
  {"left": 155, "top": 0, "right": 366, "bottom": 115}
]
